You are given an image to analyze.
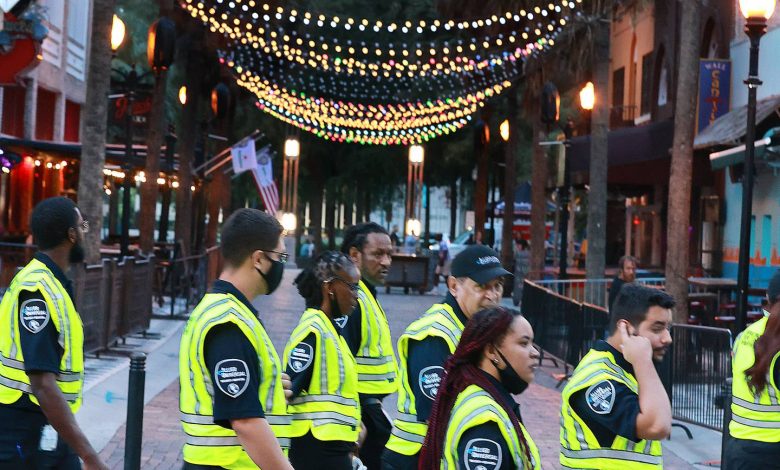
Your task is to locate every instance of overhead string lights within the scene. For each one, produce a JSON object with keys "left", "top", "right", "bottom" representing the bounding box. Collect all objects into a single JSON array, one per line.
[
  {"left": 184, "top": 1, "right": 574, "bottom": 78},
  {"left": 184, "top": 0, "right": 580, "bottom": 35},
  {"left": 184, "top": 0, "right": 582, "bottom": 144}
]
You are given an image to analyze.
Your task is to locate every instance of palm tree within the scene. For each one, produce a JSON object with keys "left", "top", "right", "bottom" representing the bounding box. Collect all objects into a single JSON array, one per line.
[
  {"left": 665, "top": 0, "right": 702, "bottom": 322},
  {"left": 77, "top": 0, "right": 117, "bottom": 263}
]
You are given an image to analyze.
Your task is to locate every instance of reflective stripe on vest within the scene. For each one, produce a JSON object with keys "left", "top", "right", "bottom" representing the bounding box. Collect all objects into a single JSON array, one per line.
[
  {"left": 730, "top": 316, "right": 780, "bottom": 443},
  {"left": 179, "top": 294, "right": 292, "bottom": 468},
  {"left": 0, "top": 259, "right": 84, "bottom": 412},
  {"left": 560, "top": 349, "right": 663, "bottom": 469},
  {"left": 283, "top": 308, "right": 360, "bottom": 442},
  {"left": 354, "top": 281, "right": 398, "bottom": 394},
  {"left": 386, "top": 304, "right": 464, "bottom": 456},
  {"left": 443, "top": 385, "right": 541, "bottom": 470}
]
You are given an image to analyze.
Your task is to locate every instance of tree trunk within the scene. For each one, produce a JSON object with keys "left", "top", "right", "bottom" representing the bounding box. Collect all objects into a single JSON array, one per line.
[
  {"left": 530, "top": 105, "right": 547, "bottom": 280},
  {"left": 666, "top": 0, "right": 701, "bottom": 323},
  {"left": 474, "top": 124, "right": 489, "bottom": 241},
  {"left": 585, "top": 15, "right": 611, "bottom": 280},
  {"left": 324, "top": 184, "right": 337, "bottom": 250},
  {"left": 449, "top": 179, "right": 458, "bottom": 240},
  {"left": 139, "top": 71, "right": 167, "bottom": 254},
  {"left": 77, "top": 0, "right": 117, "bottom": 263},
  {"left": 501, "top": 88, "right": 518, "bottom": 269},
  {"left": 174, "top": 43, "right": 203, "bottom": 256}
]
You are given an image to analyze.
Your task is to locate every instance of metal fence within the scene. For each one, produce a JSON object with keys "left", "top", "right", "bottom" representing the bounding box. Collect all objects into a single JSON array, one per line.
[
  {"left": 667, "top": 324, "right": 733, "bottom": 431},
  {"left": 521, "top": 280, "right": 610, "bottom": 379},
  {"left": 523, "top": 279, "right": 734, "bottom": 431},
  {"left": 533, "top": 277, "right": 721, "bottom": 309}
]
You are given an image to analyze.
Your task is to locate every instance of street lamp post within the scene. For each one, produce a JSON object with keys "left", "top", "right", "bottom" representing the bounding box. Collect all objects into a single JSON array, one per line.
[
  {"left": 559, "top": 119, "right": 574, "bottom": 280},
  {"left": 736, "top": 0, "right": 776, "bottom": 332},
  {"left": 405, "top": 145, "right": 424, "bottom": 239},
  {"left": 282, "top": 137, "right": 300, "bottom": 230}
]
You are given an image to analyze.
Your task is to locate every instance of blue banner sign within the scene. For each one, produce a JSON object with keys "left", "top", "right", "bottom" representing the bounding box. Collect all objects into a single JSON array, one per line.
[{"left": 697, "top": 59, "right": 731, "bottom": 134}]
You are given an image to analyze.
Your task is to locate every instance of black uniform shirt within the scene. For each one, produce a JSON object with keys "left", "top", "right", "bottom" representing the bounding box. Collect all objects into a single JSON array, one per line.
[
  {"left": 406, "top": 293, "right": 467, "bottom": 422},
  {"left": 455, "top": 371, "right": 524, "bottom": 470},
  {"left": 202, "top": 280, "right": 264, "bottom": 428},
  {"left": 570, "top": 340, "right": 641, "bottom": 445}
]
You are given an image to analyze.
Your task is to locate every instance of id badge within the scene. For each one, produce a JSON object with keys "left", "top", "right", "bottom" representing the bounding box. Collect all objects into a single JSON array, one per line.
[{"left": 39, "top": 425, "right": 57, "bottom": 451}]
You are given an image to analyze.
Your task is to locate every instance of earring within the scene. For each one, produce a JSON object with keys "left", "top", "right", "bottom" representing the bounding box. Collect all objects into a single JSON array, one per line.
[
  {"left": 329, "top": 291, "right": 335, "bottom": 298},
  {"left": 491, "top": 358, "right": 499, "bottom": 365}
]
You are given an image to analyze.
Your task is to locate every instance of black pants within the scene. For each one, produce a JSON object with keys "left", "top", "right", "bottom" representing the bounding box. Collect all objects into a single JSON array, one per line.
[
  {"left": 380, "top": 449, "right": 418, "bottom": 470},
  {"left": 289, "top": 431, "right": 353, "bottom": 470},
  {"left": 359, "top": 400, "right": 391, "bottom": 470},
  {"left": 723, "top": 436, "right": 780, "bottom": 470},
  {"left": 0, "top": 425, "right": 79, "bottom": 470}
]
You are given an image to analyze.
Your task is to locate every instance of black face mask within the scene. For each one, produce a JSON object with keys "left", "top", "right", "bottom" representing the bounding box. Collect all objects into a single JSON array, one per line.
[
  {"left": 69, "top": 242, "right": 85, "bottom": 264},
  {"left": 495, "top": 348, "right": 529, "bottom": 395},
  {"left": 256, "top": 254, "right": 284, "bottom": 295}
]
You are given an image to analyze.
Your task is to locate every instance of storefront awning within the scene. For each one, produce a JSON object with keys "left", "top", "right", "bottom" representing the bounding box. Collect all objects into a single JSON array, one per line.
[
  {"left": 694, "top": 94, "right": 780, "bottom": 150},
  {"left": 568, "top": 119, "right": 674, "bottom": 173},
  {"left": 709, "top": 127, "right": 780, "bottom": 170}
]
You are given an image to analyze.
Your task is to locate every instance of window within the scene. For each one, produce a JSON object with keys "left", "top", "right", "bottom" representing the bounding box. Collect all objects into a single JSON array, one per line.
[
  {"left": 41, "top": 0, "right": 64, "bottom": 66},
  {"left": 640, "top": 52, "right": 653, "bottom": 115},
  {"left": 612, "top": 68, "right": 625, "bottom": 108},
  {"left": 35, "top": 88, "right": 56, "bottom": 141},
  {"left": 66, "top": 1, "right": 90, "bottom": 80},
  {"left": 1, "top": 86, "right": 25, "bottom": 138},
  {"left": 762, "top": 215, "right": 771, "bottom": 263},
  {"left": 64, "top": 100, "right": 81, "bottom": 142}
]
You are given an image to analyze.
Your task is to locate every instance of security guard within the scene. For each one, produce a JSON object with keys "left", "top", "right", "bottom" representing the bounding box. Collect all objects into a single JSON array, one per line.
[
  {"left": 724, "top": 269, "right": 780, "bottom": 469},
  {"left": 179, "top": 208, "right": 293, "bottom": 470},
  {"left": 419, "top": 308, "right": 541, "bottom": 470},
  {"left": 284, "top": 251, "right": 362, "bottom": 470},
  {"left": 560, "top": 283, "right": 674, "bottom": 469},
  {"left": 382, "top": 245, "right": 510, "bottom": 470},
  {"left": 340, "top": 222, "right": 397, "bottom": 469},
  {"left": 0, "top": 197, "right": 108, "bottom": 469}
]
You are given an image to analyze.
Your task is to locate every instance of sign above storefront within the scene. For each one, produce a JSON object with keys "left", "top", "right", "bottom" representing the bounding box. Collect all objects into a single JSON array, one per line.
[
  {"left": 697, "top": 59, "right": 731, "bottom": 134},
  {"left": 0, "top": 12, "right": 44, "bottom": 84}
]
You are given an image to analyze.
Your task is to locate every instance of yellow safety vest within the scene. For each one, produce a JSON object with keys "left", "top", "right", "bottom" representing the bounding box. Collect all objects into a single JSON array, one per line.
[
  {"left": 0, "top": 258, "right": 84, "bottom": 412},
  {"left": 730, "top": 316, "right": 780, "bottom": 443},
  {"left": 283, "top": 308, "right": 360, "bottom": 443},
  {"left": 386, "top": 303, "right": 464, "bottom": 456},
  {"left": 443, "top": 384, "right": 541, "bottom": 470},
  {"left": 560, "top": 349, "right": 663, "bottom": 469},
  {"left": 179, "top": 293, "right": 292, "bottom": 469},
  {"left": 354, "top": 280, "right": 398, "bottom": 395}
]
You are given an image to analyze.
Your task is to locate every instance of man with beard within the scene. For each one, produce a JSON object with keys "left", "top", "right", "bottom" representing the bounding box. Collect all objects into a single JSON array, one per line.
[
  {"left": 608, "top": 255, "right": 638, "bottom": 312},
  {"left": 340, "top": 223, "right": 397, "bottom": 470},
  {"left": 560, "top": 283, "right": 674, "bottom": 469},
  {"left": 0, "top": 197, "right": 108, "bottom": 469}
]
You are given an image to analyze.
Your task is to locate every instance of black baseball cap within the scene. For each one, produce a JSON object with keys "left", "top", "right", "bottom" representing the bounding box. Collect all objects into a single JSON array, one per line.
[
  {"left": 768, "top": 270, "right": 780, "bottom": 303},
  {"left": 450, "top": 245, "right": 512, "bottom": 284}
]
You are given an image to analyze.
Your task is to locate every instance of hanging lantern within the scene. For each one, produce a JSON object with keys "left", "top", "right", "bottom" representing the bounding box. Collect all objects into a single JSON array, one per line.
[
  {"left": 211, "top": 83, "right": 231, "bottom": 119},
  {"left": 147, "top": 17, "right": 176, "bottom": 73},
  {"left": 540, "top": 81, "right": 560, "bottom": 124}
]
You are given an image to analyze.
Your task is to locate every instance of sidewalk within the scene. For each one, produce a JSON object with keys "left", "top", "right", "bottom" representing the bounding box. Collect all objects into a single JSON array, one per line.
[{"left": 89, "top": 278, "right": 721, "bottom": 469}]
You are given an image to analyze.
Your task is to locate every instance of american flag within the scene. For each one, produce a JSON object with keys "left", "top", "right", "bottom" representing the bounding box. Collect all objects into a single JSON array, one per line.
[{"left": 251, "top": 146, "right": 279, "bottom": 215}]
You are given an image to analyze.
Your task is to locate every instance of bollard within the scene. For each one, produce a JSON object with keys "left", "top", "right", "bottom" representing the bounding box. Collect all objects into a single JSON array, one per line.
[
  {"left": 720, "top": 377, "right": 732, "bottom": 467},
  {"left": 124, "top": 352, "right": 146, "bottom": 470}
]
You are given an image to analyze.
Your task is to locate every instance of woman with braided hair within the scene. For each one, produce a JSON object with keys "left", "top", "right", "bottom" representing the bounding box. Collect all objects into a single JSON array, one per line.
[
  {"left": 419, "top": 307, "right": 541, "bottom": 470},
  {"left": 283, "top": 251, "right": 364, "bottom": 469}
]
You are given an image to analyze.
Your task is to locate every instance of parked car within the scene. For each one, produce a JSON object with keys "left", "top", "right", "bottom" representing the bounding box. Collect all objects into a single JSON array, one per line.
[{"left": 428, "top": 230, "right": 473, "bottom": 259}]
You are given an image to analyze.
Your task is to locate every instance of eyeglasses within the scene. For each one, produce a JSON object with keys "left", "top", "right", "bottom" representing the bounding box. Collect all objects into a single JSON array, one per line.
[
  {"left": 264, "top": 249, "right": 289, "bottom": 263},
  {"left": 73, "top": 220, "right": 89, "bottom": 234},
  {"left": 326, "top": 277, "right": 360, "bottom": 293}
]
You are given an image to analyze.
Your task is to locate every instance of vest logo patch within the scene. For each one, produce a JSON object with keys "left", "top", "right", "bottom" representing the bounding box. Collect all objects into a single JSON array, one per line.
[
  {"left": 464, "top": 438, "right": 502, "bottom": 470},
  {"left": 418, "top": 365, "right": 445, "bottom": 401},
  {"left": 214, "top": 359, "right": 250, "bottom": 398},
  {"left": 334, "top": 316, "right": 348, "bottom": 329},
  {"left": 19, "top": 299, "right": 49, "bottom": 334},
  {"left": 289, "top": 342, "right": 314, "bottom": 373},
  {"left": 586, "top": 380, "right": 616, "bottom": 415}
]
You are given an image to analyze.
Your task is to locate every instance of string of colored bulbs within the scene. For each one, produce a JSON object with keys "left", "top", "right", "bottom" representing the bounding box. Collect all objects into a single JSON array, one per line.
[{"left": 195, "top": 0, "right": 580, "bottom": 35}]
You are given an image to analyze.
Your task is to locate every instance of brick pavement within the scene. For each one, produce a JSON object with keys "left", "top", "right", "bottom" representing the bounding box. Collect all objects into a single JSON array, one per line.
[{"left": 98, "top": 279, "right": 698, "bottom": 469}]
